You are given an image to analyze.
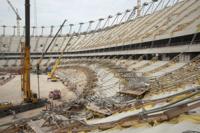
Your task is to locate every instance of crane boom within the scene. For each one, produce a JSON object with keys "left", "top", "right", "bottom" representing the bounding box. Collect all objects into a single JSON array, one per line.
[
  {"left": 48, "top": 34, "right": 74, "bottom": 80},
  {"left": 36, "top": 19, "right": 67, "bottom": 66},
  {"left": 7, "top": 0, "right": 21, "bottom": 36},
  {"left": 7, "top": 0, "right": 22, "bottom": 20},
  {"left": 36, "top": 20, "right": 67, "bottom": 95}
]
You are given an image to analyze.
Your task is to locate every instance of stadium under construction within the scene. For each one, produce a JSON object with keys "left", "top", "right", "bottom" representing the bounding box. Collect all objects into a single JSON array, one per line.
[{"left": 0, "top": 0, "right": 200, "bottom": 132}]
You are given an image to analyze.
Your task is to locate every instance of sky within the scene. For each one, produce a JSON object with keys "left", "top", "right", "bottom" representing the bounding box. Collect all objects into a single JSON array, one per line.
[
  {"left": 0, "top": 0, "right": 179, "bottom": 35},
  {"left": 0, "top": 0, "right": 138, "bottom": 27}
]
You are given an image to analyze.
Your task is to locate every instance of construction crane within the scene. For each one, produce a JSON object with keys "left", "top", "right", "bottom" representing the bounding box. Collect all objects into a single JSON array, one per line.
[
  {"left": 0, "top": 2, "right": 67, "bottom": 118},
  {"left": 21, "top": 0, "right": 37, "bottom": 103},
  {"left": 7, "top": 0, "right": 21, "bottom": 36},
  {"left": 48, "top": 34, "right": 74, "bottom": 82},
  {"left": 0, "top": 0, "right": 46, "bottom": 117},
  {"left": 36, "top": 20, "right": 67, "bottom": 67},
  {"left": 36, "top": 19, "right": 67, "bottom": 89}
]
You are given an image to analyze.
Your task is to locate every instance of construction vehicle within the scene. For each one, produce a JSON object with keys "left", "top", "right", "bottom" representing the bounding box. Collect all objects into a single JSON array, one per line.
[
  {"left": 0, "top": 102, "right": 13, "bottom": 110},
  {"left": 48, "top": 34, "right": 74, "bottom": 81},
  {"left": 49, "top": 90, "right": 61, "bottom": 100},
  {"left": 0, "top": 1, "right": 67, "bottom": 118},
  {"left": 0, "top": 0, "right": 47, "bottom": 118},
  {"left": 20, "top": 0, "right": 42, "bottom": 104},
  {"left": 36, "top": 20, "right": 67, "bottom": 83},
  {"left": 47, "top": 59, "right": 60, "bottom": 82},
  {"left": 51, "top": 76, "right": 58, "bottom": 82}
]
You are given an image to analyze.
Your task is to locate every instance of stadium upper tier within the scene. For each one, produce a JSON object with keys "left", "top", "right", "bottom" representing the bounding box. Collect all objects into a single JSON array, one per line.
[{"left": 0, "top": 0, "right": 200, "bottom": 54}]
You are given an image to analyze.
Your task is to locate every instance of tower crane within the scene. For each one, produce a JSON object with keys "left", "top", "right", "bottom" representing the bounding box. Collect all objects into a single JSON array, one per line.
[
  {"left": 7, "top": 0, "right": 21, "bottom": 36},
  {"left": 0, "top": 0, "right": 46, "bottom": 118},
  {"left": 0, "top": 0, "right": 67, "bottom": 118}
]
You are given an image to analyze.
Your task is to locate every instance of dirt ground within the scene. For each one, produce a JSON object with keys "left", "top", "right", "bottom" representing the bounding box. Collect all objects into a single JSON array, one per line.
[
  {"left": 0, "top": 74, "right": 78, "bottom": 130},
  {"left": 0, "top": 74, "right": 76, "bottom": 104}
]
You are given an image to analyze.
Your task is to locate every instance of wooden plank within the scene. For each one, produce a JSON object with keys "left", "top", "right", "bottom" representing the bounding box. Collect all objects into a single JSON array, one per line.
[
  {"left": 86, "top": 103, "right": 111, "bottom": 116},
  {"left": 119, "top": 88, "right": 148, "bottom": 96},
  {"left": 28, "top": 121, "right": 45, "bottom": 133},
  {"left": 71, "top": 101, "right": 200, "bottom": 132}
]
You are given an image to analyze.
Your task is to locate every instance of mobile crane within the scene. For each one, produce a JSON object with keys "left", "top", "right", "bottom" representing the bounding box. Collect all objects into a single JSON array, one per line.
[
  {"left": 37, "top": 20, "right": 67, "bottom": 82},
  {"left": 0, "top": 0, "right": 46, "bottom": 117},
  {"left": 20, "top": 8, "right": 67, "bottom": 109},
  {"left": 0, "top": 1, "right": 67, "bottom": 118},
  {"left": 21, "top": 0, "right": 39, "bottom": 103},
  {"left": 48, "top": 34, "right": 74, "bottom": 82}
]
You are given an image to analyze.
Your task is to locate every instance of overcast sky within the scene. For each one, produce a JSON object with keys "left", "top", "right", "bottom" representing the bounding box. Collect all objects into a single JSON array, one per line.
[{"left": 0, "top": 0, "right": 140, "bottom": 27}]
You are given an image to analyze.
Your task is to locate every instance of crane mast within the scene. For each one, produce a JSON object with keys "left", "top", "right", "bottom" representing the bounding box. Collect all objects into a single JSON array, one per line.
[
  {"left": 0, "top": 0, "right": 47, "bottom": 118},
  {"left": 23, "top": 0, "right": 34, "bottom": 102},
  {"left": 7, "top": 0, "right": 22, "bottom": 36}
]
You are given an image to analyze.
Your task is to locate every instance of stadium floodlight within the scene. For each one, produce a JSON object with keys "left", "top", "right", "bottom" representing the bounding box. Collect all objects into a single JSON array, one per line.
[
  {"left": 32, "top": 26, "right": 36, "bottom": 30},
  {"left": 143, "top": 2, "right": 149, "bottom": 6},
  {"left": 68, "top": 24, "right": 74, "bottom": 34},
  {"left": 41, "top": 26, "right": 45, "bottom": 36},
  {"left": 31, "top": 26, "right": 36, "bottom": 36},
  {"left": 99, "top": 18, "right": 104, "bottom": 21},
  {"left": 78, "top": 22, "right": 84, "bottom": 33},
  {"left": 94, "top": 18, "right": 104, "bottom": 30},
  {"left": 87, "top": 21, "right": 95, "bottom": 32},
  {"left": 152, "top": 0, "right": 158, "bottom": 2},
  {"left": 13, "top": 26, "right": 16, "bottom": 35},
  {"left": 108, "top": 15, "right": 113, "bottom": 18},
  {"left": 2, "top": 25, "right": 6, "bottom": 36},
  {"left": 89, "top": 20, "right": 94, "bottom": 23},
  {"left": 50, "top": 25, "right": 54, "bottom": 36},
  {"left": 117, "top": 12, "right": 122, "bottom": 16}
]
